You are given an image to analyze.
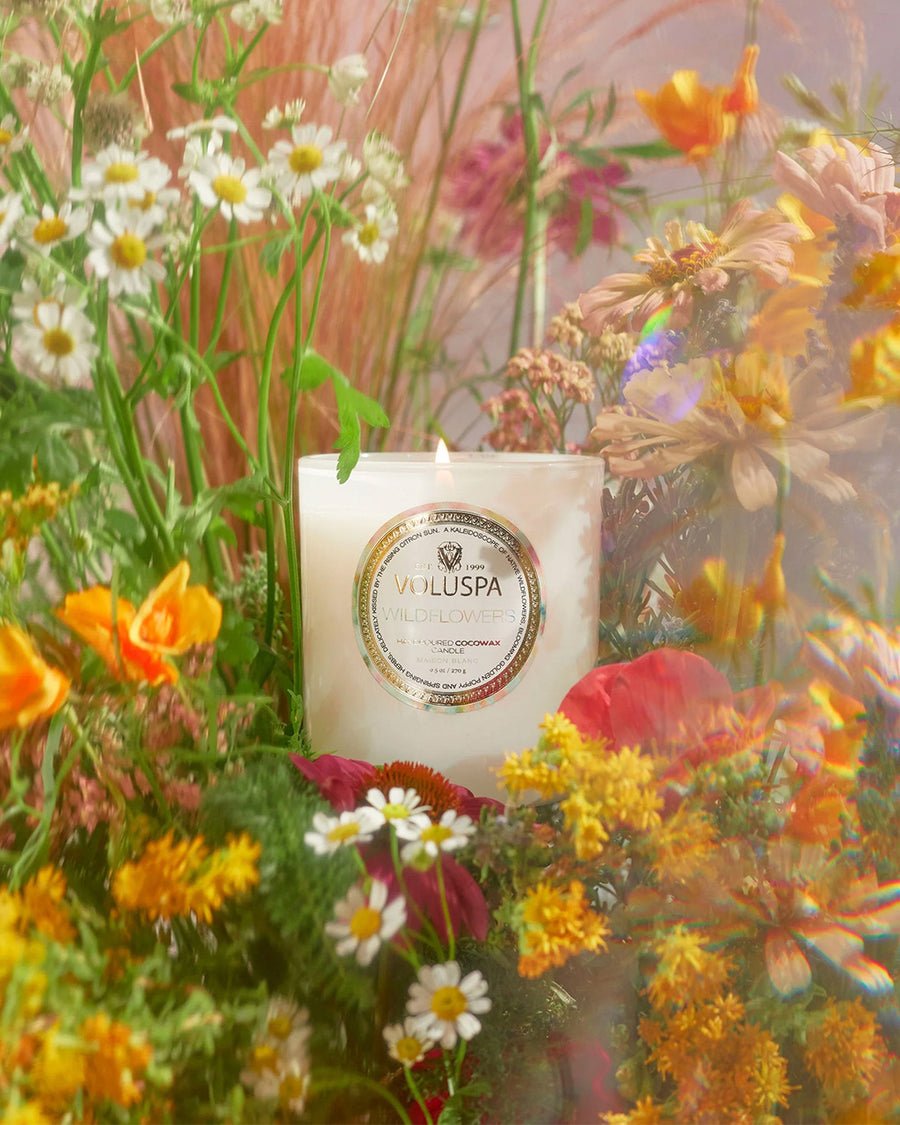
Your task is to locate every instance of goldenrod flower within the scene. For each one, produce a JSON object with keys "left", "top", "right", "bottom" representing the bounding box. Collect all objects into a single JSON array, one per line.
[
  {"left": 517, "top": 880, "right": 608, "bottom": 978},
  {"left": 57, "top": 560, "right": 222, "bottom": 686},
  {"left": 21, "top": 866, "right": 74, "bottom": 944},
  {"left": 0, "top": 624, "right": 70, "bottom": 731},
  {"left": 80, "top": 1012, "right": 152, "bottom": 1108},
  {"left": 30, "top": 1023, "right": 86, "bottom": 1111},
  {"left": 804, "top": 998, "right": 887, "bottom": 1110},
  {"left": 112, "top": 830, "right": 260, "bottom": 922}
]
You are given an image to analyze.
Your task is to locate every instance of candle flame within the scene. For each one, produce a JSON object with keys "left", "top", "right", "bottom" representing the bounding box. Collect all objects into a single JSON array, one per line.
[{"left": 435, "top": 438, "right": 451, "bottom": 464}]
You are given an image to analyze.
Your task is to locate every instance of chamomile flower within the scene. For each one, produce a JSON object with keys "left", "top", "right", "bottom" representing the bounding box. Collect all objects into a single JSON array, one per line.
[
  {"left": 262, "top": 99, "right": 307, "bottom": 130},
  {"left": 343, "top": 203, "right": 398, "bottom": 265},
  {"left": 397, "top": 808, "right": 475, "bottom": 864},
  {"left": 189, "top": 152, "right": 271, "bottom": 224},
  {"left": 241, "top": 1053, "right": 309, "bottom": 1116},
  {"left": 0, "top": 191, "right": 23, "bottom": 250},
  {"left": 365, "top": 787, "right": 430, "bottom": 828},
  {"left": 406, "top": 961, "right": 491, "bottom": 1049},
  {"left": 126, "top": 183, "right": 182, "bottom": 226},
  {"left": 325, "top": 879, "right": 407, "bottom": 966},
  {"left": 167, "top": 116, "right": 238, "bottom": 142},
  {"left": 86, "top": 209, "right": 166, "bottom": 297},
  {"left": 363, "top": 131, "right": 409, "bottom": 194},
  {"left": 328, "top": 54, "right": 369, "bottom": 107},
  {"left": 78, "top": 144, "right": 172, "bottom": 206},
  {"left": 20, "top": 202, "right": 90, "bottom": 255},
  {"left": 15, "top": 297, "right": 98, "bottom": 385},
  {"left": 303, "top": 808, "right": 381, "bottom": 855},
  {"left": 266, "top": 123, "right": 346, "bottom": 206},
  {"left": 231, "top": 0, "right": 282, "bottom": 30},
  {"left": 383, "top": 1018, "right": 435, "bottom": 1067},
  {"left": 0, "top": 114, "right": 28, "bottom": 163}
]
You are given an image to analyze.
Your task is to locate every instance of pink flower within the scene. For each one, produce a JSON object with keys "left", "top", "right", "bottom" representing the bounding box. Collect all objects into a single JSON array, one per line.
[
  {"left": 365, "top": 849, "right": 489, "bottom": 943},
  {"left": 445, "top": 112, "right": 624, "bottom": 260}
]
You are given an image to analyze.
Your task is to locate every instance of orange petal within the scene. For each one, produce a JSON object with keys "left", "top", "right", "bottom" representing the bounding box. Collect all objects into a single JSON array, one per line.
[
  {"left": 0, "top": 624, "right": 70, "bottom": 730},
  {"left": 724, "top": 44, "right": 760, "bottom": 115},
  {"left": 130, "top": 561, "right": 222, "bottom": 654},
  {"left": 765, "top": 928, "right": 811, "bottom": 995}
]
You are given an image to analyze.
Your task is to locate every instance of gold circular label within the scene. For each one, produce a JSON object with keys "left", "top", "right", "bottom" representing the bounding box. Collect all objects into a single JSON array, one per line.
[{"left": 353, "top": 504, "right": 544, "bottom": 711}]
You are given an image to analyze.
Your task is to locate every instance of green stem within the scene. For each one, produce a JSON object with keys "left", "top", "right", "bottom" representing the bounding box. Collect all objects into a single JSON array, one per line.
[
  {"left": 508, "top": 0, "right": 551, "bottom": 356},
  {"left": 70, "top": 9, "right": 107, "bottom": 189},
  {"left": 310, "top": 1071, "right": 412, "bottom": 1125},
  {"left": 377, "top": 0, "right": 489, "bottom": 446}
]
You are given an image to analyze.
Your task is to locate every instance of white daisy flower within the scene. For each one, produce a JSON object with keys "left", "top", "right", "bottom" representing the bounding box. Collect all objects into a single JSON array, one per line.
[
  {"left": 339, "top": 152, "right": 363, "bottom": 184},
  {"left": 0, "top": 191, "right": 24, "bottom": 250},
  {"left": 20, "top": 202, "right": 90, "bottom": 255},
  {"left": 365, "top": 786, "right": 430, "bottom": 827},
  {"left": 126, "top": 184, "right": 182, "bottom": 226},
  {"left": 241, "top": 1055, "right": 309, "bottom": 1115},
  {"left": 303, "top": 808, "right": 381, "bottom": 855},
  {"left": 0, "top": 114, "right": 28, "bottom": 163},
  {"left": 259, "top": 997, "right": 310, "bottom": 1058},
  {"left": 189, "top": 152, "right": 271, "bottom": 224},
  {"left": 167, "top": 116, "right": 238, "bottom": 141},
  {"left": 363, "top": 131, "right": 409, "bottom": 194},
  {"left": 15, "top": 298, "right": 98, "bottom": 385},
  {"left": 86, "top": 209, "right": 166, "bottom": 298},
  {"left": 262, "top": 99, "right": 307, "bottom": 131},
  {"left": 266, "top": 123, "right": 346, "bottom": 207},
  {"left": 78, "top": 144, "right": 173, "bottom": 206},
  {"left": 343, "top": 203, "right": 398, "bottom": 265},
  {"left": 150, "top": 0, "right": 191, "bottom": 25},
  {"left": 406, "top": 961, "right": 491, "bottom": 1049},
  {"left": 324, "top": 879, "right": 407, "bottom": 967},
  {"left": 383, "top": 1018, "right": 435, "bottom": 1067},
  {"left": 231, "top": 0, "right": 282, "bottom": 30},
  {"left": 397, "top": 808, "right": 475, "bottom": 864},
  {"left": 328, "top": 54, "right": 369, "bottom": 107}
]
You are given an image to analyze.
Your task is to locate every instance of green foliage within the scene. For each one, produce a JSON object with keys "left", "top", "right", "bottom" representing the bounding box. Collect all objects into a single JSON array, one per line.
[{"left": 200, "top": 758, "right": 376, "bottom": 1030}]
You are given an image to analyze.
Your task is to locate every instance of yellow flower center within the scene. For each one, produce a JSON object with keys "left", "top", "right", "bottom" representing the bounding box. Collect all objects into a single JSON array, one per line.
[
  {"left": 349, "top": 905, "right": 382, "bottom": 940},
  {"left": 0, "top": 129, "right": 12, "bottom": 146},
  {"left": 212, "top": 174, "right": 248, "bottom": 205},
  {"left": 289, "top": 144, "right": 323, "bottom": 175},
  {"left": 110, "top": 232, "right": 148, "bottom": 270},
  {"left": 358, "top": 221, "right": 380, "bottom": 247},
  {"left": 129, "top": 190, "right": 157, "bottom": 212},
  {"left": 42, "top": 328, "right": 75, "bottom": 357},
  {"left": 33, "top": 216, "right": 68, "bottom": 245},
  {"left": 250, "top": 1044, "right": 278, "bottom": 1072},
  {"left": 380, "top": 802, "right": 408, "bottom": 820},
  {"left": 326, "top": 821, "right": 362, "bottom": 844},
  {"left": 646, "top": 239, "right": 721, "bottom": 287},
  {"left": 105, "top": 162, "right": 140, "bottom": 184},
  {"left": 279, "top": 1074, "right": 307, "bottom": 1105},
  {"left": 395, "top": 1035, "right": 423, "bottom": 1063},
  {"left": 267, "top": 1015, "right": 293, "bottom": 1040},
  {"left": 430, "top": 985, "right": 467, "bottom": 1021},
  {"left": 421, "top": 824, "right": 453, "bottom": 846}
]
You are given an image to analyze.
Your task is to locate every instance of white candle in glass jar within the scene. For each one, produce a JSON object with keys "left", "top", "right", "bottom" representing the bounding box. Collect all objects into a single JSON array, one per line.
[{"left": 297, "top": 452, "right": 603, "bottom": 795}]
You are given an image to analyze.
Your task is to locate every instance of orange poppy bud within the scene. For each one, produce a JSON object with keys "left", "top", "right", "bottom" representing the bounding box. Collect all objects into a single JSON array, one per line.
[
  {"left": 724, "top": 44, "right": 760, "bottom": 115},
  {"left": 0, "top": 623, "right": 70, "bottom": 730}
]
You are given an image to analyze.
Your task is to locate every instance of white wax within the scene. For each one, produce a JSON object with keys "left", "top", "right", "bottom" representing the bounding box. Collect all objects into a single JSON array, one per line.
[{"left": 297, "top": 453, "right": 603, "bottom": 796}]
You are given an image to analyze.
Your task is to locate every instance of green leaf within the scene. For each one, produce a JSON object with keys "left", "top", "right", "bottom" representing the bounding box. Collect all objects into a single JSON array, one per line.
[
  {"left": 297, "top": 350, "right": 338, "bottom": 391},
  {"left": 315, "top": 194, "right": 356, "bottom": 229},
  {"left": 609, "top": 140, "right": 681, "bottom": 159},
  {"left": 572, "top": 195, "right": 594, "bottom": 258},
  {"left": 171, "top": 81, "right": 204, "bottom": 105},
  {"left": 259, "top": 232, "right": 293, "bottom": 277}
]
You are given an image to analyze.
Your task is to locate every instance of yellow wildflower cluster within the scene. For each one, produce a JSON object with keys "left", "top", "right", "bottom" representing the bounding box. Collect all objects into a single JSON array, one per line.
[
  {"left": 112, "top": 829, "right": 261, "bottom": 923},
  {"left": 803, "top": 998, "right": 887, "bottom": 1112},
  {"left": 500, "top": 713, "right": 662, "bottom": 861},
  {"left": 639, "top": 928, "right": 791, "bottom": 1122},
  {"left": 80, "top": 1011, "right": 153, "bottom": 1108},
  {"left": 517, "top": 879, "right": 608, "bottom": 979},
  {"left": 602, "top": 1095, "right": 665, "bottom": 1125},
  {"left": 0, "top": 480, "right": 78, "bottom": 552},
  {"left": 842, "top": 249, "right": 900, "bottom": 402},
  {"left": 647, "top": 805, "right": 717, "bottom": 887},
  {"left": 0, "top": 866, "right": 74, "bottom": 997}
]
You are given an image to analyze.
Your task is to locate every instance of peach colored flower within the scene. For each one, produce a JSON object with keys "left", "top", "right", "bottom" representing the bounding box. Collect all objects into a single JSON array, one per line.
[
  {"left": 590, "top": 348, "right": 884, "bottom": 510},
  {"left": 0, "top": 623, "right": 70, "bottom": 730},
  {"left": 578, "top": 199, "right": 798, "bottom": 334},
  {"left": 772, "top": 139, "right": 900, "bottom": 251},
  {"left": 57, "top": 561, "right": 222, "bottom": 686}
]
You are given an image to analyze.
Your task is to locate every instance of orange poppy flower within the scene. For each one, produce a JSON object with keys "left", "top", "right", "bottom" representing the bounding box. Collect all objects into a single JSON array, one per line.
[
  {"left": 0, "top": 623, "right": 70, "bottom": 730},
  {"left": 57, "top": 562, "right": 222, "bottom": 687},
  {"left": 635, "top": 45, "right": 760, "bottom": 162}
]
